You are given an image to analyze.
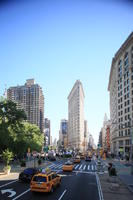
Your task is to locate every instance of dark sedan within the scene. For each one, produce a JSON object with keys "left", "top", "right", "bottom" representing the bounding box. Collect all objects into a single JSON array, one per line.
[
  {"left": 85, "top": 156, "right": 91, "bottom": 162},
  {"left": 19, "top": 168, "right": 39, "bottom": 182}
]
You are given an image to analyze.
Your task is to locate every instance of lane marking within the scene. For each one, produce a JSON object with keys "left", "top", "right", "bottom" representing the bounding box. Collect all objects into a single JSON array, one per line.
[
  {"left": 1, "top": 188, "right": 16, "bottom": 197},
  {"left": 74, "top": 164, "right": 79, "bottom": 170},
  {"left": 56, "top": 170, "right": 62, "bottom": 174},
  {"left": 73, "top": 170, "right": 95, "bottom": 175},
  {"left": 79, "top": 164, "right": 83, "bottom": 170},
  {"left": 58, "top": 164, "right": 63, "bottom": 169},
  {"left": 83, "top": 165, "right": 86, "bottom": 170},
  {"left": 0, "top": 180, "right": 18, "bottom": 188},
  {"left": 95, "top": 173, "right": 104, "bottom": 200},
  {"left": 58, "top": 189, "right": 67, "bottom": 200},
  {"left": 88, "top": 165, "right": 90, "bottom": 170},
  {"left": 12, "top": 188, "right": 30, "bottom": 200},
  {"left": 49, "top": 164, "right": 55, "bottom": 168},
  {"left": 53, "top": 164, "right": 60, "bottom": 169},
  {"left": 91, "top": 165, "right": 94, "bottom": 171}
]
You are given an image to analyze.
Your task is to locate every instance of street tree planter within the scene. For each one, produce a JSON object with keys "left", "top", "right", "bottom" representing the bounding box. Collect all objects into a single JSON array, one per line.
[{"left": 3, "top": 165, "right": 11, "bottom": 175}]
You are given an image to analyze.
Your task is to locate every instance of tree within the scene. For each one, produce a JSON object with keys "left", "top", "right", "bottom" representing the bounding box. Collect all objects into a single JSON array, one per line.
[
  {"left": 0, "top": 99, "right": 43, "bottom": 157},
  {"left": 2, "top": 148, "right": 13, "bottom": 166},
  {"left": 0, "top": 100, "right": 27, "bottom": 153}
]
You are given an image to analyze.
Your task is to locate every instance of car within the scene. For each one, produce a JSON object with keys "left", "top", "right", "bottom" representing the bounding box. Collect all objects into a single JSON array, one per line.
[
  {"left": 30, "top": 168, "right": 61, "bottom": 193},
  {"left": 73, "top": 156, "right": 81, "bottom": 163},
  {"left": 85, "top": 156, "right": 91, "bottom": 162},
  {"left": 62, "top": 161, "right": 74, "bottom": 172},
  {"left": 19, "top": 168, "right": 39, "bottom": 182},
  {"left": 48, "top": 156, "right": 56, "bottom": 161},
  {"left": 80, "top": 154, "right": 85, "bottom": 159}
]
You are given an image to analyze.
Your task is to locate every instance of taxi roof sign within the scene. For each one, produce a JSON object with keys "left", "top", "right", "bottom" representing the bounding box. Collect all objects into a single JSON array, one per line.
[{"left": 41, "top": 167, "right": 51, "bottom": 174}]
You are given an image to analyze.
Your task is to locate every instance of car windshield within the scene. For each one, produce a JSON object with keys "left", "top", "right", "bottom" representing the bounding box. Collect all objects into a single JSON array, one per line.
[
  {"left": 65, "top": 162, "right": 72, "bottom": 165},
  {"left": 33, "top": 176, "right": 47, "bottom": 182}
]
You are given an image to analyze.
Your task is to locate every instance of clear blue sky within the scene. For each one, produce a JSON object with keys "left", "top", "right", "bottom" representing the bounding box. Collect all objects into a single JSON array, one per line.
[{"left": 0, "top": 0, "right": 133, "bottom": 144}]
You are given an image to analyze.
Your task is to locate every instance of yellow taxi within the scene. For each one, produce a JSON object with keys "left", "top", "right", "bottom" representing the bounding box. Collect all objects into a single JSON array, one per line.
[
  {"left": 62, "top": 161, "right": 74, "bottom": 172},
  {"left": 80, "top": 154, "right": 85, "bottom": 159},
  {"left": 30, "top": 168, "right": 61, "bottom": 193},
  {"left": 73, "top": 156, "right": 81, "bottom": 163}
]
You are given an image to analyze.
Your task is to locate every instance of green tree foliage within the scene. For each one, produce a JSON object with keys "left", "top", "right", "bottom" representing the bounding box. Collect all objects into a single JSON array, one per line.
[
  {"left": 2, "top": 148, "right": 13, "bottom": 166},
  {"left": 12, "top": 122, "right": 43, "bottom": 157},
  {"left": 0, "top": 99, "right": 43, "bottom": 156},
  {"left": 0, "top": 100, "right": 27, "bottom": 152}
]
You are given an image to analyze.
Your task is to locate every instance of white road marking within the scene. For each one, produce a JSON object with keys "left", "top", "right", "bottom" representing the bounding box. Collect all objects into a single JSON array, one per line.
[
  {"left": 12, "top": 188, "right": 30, "bottom": 200},
  {"left": 79, "top": 164, "right": 83, "bottom": 170},
  {"left": 83, "top": 165, "right": 86, "bottom": 170},
  {"left": 49, "top": 164, "right": 55, "bottom": 168},
  {"left": 95, "top": 173, "right": 104, "bottom": 200},
  {"left": 73, "top": 170, "right": 95, "bottom": 175},
  {"left": 74, "top": 164, "right": 79, "bottom": 169},
  {"left": 54, "top": 164, "right": 62, "bottom": 169},
  {"left": 1, "top": 188, "right": 16, "bottom": 197},
  {"left": 58, "top": 164, "right": 63, "bottom": 169},
  {"left": 58, "top": 189, "right": 67, "bottom": 200},
  {"left": 88, "top": 165, "right": 90, "bottom": 170},
  {"left": 0, "top": 180, "right": 18, "bottom": 188},
  {"left": 91, "top": 165, "right": 94, "bottom": 171}
]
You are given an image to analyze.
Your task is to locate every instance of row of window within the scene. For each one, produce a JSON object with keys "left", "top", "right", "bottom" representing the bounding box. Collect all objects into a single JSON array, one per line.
[
  {"left": 119, "top": 129, "right": 130, "bottom": 136},
  {"left": 119, "top": 139, "right": 130, "bottom": 146},
  {"left": 118, "top": 107, "right": 130, "bottom": 116},
  {"left": 118, "top": 68, "right": 133, "bottom": 85}
]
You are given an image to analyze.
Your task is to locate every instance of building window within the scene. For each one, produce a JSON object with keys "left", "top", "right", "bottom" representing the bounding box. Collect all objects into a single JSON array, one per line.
[
  {"left": 125, "top": 140, "right": 130, "bottom": 145},
  {"left": 119, "top": 140, "right": 123, "bottom": 146},
  {"left": 124, "top": 52, "right": 129, "bottom": 69},
  {"left": 125, "top": 129, "right": 127, "bottom": 136}
]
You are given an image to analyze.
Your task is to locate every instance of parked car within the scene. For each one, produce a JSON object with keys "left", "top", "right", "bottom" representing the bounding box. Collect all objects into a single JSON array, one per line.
[{"left": 19, "top": 168, "right": 39, "bottom": 182}]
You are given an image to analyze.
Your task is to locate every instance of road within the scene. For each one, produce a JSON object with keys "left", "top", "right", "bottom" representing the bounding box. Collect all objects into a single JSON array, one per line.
[{"left": 0, "top": 158, "right": 104, "bottom": 200}]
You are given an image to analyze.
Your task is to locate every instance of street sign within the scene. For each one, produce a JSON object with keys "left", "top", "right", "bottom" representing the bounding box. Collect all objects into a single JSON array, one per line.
[
  {"left": 1, "top": 188, "right": 16, "bottom": 197},
  {"left": 43, "top": 146, "right": 48, "bottom": 153}
]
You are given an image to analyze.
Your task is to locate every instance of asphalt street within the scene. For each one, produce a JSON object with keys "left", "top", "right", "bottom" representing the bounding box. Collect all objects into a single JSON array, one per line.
[{"left": 0, "top": 159, "right": 104, "bottom": 200}]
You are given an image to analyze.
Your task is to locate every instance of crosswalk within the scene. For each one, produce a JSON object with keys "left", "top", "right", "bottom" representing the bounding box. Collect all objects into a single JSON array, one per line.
[{"left": 48, "top": 163, "right": 98, "bottom": 172}]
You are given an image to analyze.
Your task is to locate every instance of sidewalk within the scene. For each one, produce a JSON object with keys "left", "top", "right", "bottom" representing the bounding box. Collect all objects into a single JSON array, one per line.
[
  {"left": 99, "top": 173, "right": 133, "bottom": 200},
  {"left": 102, "top": 158, "right": 133, "bottom": 194},
  {"left": 0, "top": 160, "right": 52, "bottom": 181}
]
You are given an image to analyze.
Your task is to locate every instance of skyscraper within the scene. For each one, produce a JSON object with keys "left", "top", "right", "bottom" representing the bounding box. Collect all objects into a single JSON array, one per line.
[
  {"left": 7, "top": 79, "right": 44, "bottom": 132},
  {"left": 68, "top": 80, "right": 85, "bottom": 152},
  {"left": 44, "top": 118, "right": 51, "bottom": 146},
  {"left": 108, "top": 32, "right": 133, "bottom": 158},
  {"left": 59, "top": 119, "right": 68, "bottom": 149}
]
